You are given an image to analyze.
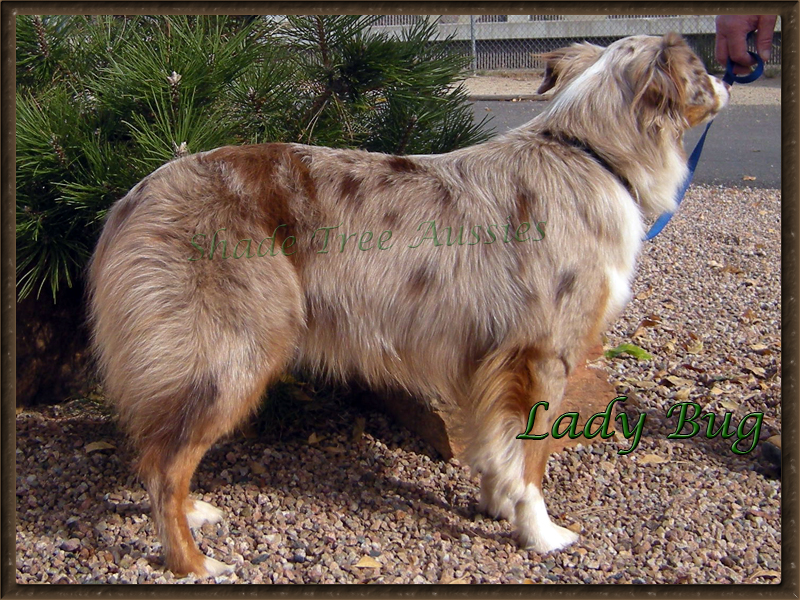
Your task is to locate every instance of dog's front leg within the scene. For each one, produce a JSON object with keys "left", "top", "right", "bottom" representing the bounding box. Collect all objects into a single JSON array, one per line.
[{"left": 464, "top": 347, "right": 579, "bottom": 554}]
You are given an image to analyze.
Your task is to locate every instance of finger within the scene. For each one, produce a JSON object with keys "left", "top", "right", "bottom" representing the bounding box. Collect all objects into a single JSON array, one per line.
[
  {"left": 755, "top": 15, "right": 778, "bottom": 60},
  {"left": 714, "top": 30, "right": 730, "bottom": 66},
  {"left": 726, "top": 31, "right": 756, "bottom": 69}
]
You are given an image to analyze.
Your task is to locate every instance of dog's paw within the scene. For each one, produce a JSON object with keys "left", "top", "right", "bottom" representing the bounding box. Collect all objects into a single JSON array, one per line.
[
  {"left": 518, "top": 522, "right": 579, "bottom": 554},
  {"left": 201, "top": 556, "right": 235, "bottom": 577},
  {"left": 186, "top": 499, "right": 224, "bottom": 529},
  {"left": 479, "top": 491, "right": 516, "bottom": 522}
]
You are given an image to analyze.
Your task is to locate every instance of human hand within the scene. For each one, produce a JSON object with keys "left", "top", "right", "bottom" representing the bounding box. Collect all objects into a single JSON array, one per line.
[{"left": 715, "top": 15, "right": 777, "bottom": 75}]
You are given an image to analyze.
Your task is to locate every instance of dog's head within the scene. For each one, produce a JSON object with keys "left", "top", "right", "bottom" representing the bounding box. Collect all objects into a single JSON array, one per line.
[
  {"left": 538, "top": 32, "right": 729, "bottom": 131},
  {"left": 533, "top": 33, "right": 729, "bottom": 217}
]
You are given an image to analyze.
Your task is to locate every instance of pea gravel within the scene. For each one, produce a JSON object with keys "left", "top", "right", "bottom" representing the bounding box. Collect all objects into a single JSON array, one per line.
[{"left": 15, "top": 184, "right": 781, "bottom": 585}]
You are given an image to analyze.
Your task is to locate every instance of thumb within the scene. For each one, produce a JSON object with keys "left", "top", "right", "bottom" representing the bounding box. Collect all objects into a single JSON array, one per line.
[{"left": 755, "top": 15, "right": 778, "bottom": 61}]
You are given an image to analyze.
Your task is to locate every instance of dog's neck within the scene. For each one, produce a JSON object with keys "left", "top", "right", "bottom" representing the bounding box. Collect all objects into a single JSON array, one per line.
[
  {"left": 513, "top": 87, "right": 689, "bottom": 218},
  {"left": 538, "top": 129, "right": 635, "bottom": 199}
]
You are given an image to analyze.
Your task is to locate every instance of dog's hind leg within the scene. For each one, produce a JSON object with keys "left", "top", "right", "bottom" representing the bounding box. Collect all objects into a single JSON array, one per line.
[
  {"left": 92, "top": 263, "right": 304, "bottom": 576},
  {"left": 464, "top": 346, "right": 578, "bottom": 554},
  {"left": 136, "top": 375, "right": 277, "bottom": 577},
  {"left": 132, "top": 295, "right": 302, "bottom": 578}
]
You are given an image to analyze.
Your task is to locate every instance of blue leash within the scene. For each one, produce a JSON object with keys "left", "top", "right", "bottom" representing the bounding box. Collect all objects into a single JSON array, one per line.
[{"left": 643, "top": 45, "right": 765, "bottom": 241}]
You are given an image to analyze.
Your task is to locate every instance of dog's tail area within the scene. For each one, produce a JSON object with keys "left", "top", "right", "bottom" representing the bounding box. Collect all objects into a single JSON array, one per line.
[{"left": 87, "top": 158, "right": 304, "bottom": 575}]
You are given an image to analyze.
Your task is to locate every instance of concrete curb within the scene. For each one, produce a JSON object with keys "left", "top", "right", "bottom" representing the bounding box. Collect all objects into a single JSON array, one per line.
[{"left": 467, "top": 94, "right": 549, "bottom": 102}]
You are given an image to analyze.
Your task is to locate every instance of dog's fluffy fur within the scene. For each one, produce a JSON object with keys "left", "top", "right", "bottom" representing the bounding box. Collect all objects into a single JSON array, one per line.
[{"left": 88, "top": 33, "right": 729, "bottom": 576}]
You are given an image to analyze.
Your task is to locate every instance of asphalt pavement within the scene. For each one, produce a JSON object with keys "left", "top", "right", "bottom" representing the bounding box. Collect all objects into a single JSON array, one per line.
[{"left": 470, "top": 82, "right": 781, "bottom": 190}]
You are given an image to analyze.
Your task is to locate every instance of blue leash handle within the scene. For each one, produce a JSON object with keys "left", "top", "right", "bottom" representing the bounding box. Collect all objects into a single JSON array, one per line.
[{"left": 643, "top": 46, "right": 764, "bottom": 241}]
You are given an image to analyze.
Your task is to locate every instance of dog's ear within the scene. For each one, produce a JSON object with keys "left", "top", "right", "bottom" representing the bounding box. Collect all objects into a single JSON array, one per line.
[
  {"left": 630, "top": 32, "right": 689, "bottom": 121},
  {"left": 537, "top": 43, "right": 604, "bottom": 94}
]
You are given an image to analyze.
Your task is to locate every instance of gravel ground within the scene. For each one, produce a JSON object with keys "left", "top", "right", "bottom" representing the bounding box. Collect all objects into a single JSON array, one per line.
[{"left": 15, "top": 183, "right": 781, "bottom": 585}]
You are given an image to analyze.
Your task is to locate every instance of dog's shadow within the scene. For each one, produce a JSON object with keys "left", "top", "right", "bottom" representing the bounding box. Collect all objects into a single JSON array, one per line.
[
  {"left": 194, "top": 390, "right": 516, "bottom": 547},
  {"left": 613, "top": 398, "right": 778, "bottom": 477}
]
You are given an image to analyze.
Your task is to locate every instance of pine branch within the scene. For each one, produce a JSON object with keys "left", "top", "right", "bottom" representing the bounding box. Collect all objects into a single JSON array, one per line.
[
  {"left": 395, "top": 116, "right": 418, "bottom": 155},
  {"left": 16, "top": 15, "right": 491, "bottom": 301}
]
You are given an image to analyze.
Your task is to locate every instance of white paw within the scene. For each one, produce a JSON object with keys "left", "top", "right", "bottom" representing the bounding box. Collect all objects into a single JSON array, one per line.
[
  {"left": 519, "top": 522, "right": 579, "bottom": 553},
  {"left": 186, "top": 499, "right": 224, "bottom": 529},
  {"left": 514, "top": 483, "right": 579, "bottom": 553},
  {"left": 202, "top": 556, "right": 235, "bottom": 577}
]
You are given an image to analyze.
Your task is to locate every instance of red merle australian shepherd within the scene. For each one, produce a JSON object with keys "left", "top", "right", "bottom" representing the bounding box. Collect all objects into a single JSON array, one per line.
[{"left": 89, "top": 33, "right": 729, "bottom": 577}]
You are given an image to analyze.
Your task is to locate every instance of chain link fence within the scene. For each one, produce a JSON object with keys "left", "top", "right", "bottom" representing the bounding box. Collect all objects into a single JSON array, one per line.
[{"left": 370, "top": 15, "right": 782, "bottom": 74}]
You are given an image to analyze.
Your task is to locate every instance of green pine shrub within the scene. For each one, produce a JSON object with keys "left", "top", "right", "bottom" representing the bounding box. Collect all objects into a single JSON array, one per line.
[{"left": 16, "top": 15, "right": 490, "bottom": 301}]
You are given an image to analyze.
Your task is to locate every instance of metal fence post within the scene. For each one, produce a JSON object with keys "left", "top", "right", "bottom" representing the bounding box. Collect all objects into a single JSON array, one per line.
[{"left": 470, "top": 15, "right": 477, "bottom": 73}]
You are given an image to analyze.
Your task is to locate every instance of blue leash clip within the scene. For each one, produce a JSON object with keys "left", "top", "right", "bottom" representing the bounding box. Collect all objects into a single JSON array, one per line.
[{"left": 643, "top": 39, "right": 765, "bottom": 241}]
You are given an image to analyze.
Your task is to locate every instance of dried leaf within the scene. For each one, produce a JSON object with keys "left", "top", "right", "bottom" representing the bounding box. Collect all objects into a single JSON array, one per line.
[
  {"left": 352, "top": 417, "right": 366, "bottom": 441},
  {"left": 720, "top": 399, "right": 739, "bottom": 411},
  {"left": 605, "top": 343, "right": 653, "bottom": 361},
  {"left": 449, "top": 576, "right": 472, "bottom": 584},
  {"left": 522, "top": 578, "right": 535, "bottom": 584},
  {"left": 664, "top": 376, "right": 693, "bottom": 388},
  {"left": 748, "top": 569, "right": 780, "bottom": 581},
  {"left": 750, "top": 344, "right": 772, "bottom": 355},
  {"left": 674, "top": 388, "right": 692, "bottom": 401},
  {"left": 636, "top": 287, "right": 654, "bottom": 300},
  {"left": 85, "top": 441, "right": 116, "bottom": 453},
  {"left": 742, "top": 175, "right": 757, "bottom": 181},
  {"left": 686, "top": 340, "right": 704, "bottom": 355},
  {"left": 354, "top": 556, "right": 381, "bottom": 569},
  {"left": 746, "top": 366, "right": 766, "bottom": 378},
  {"left": 710, "top": 387, "right": 725, "bottom": 396},
  {"left": 639, "top": 454, "right": 667, "bottom": 465},
  {"left": 566, "top": 522, "right": 582, "bottom": 533},
  {"left": 307, "top": 432, "right": 325, "bottom": 445},
  {"left": 721, "top": 265, "right": 744, "bottom": 275},
  {"left": 629, "top": 379, "right": 657, "bottom": 389}
]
